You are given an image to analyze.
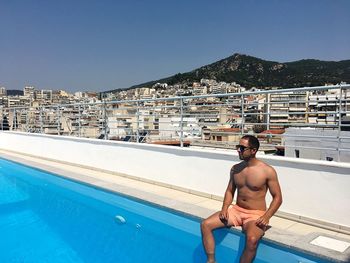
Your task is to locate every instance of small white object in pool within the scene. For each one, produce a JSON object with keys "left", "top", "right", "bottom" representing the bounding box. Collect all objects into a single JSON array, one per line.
[{"left": 115, "top": 215, "right": 126, "bottom": 224}]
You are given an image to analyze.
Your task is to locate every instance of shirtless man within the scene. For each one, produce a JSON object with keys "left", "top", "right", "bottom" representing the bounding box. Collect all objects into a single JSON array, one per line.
[{"left": 201, "top": 135, "right": 282, "bottom": 263}]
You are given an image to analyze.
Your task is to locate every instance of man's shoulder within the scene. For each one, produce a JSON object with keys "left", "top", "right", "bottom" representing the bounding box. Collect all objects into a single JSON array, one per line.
[
  {"left": 255, "top": 158, "right": 270, "bottom": 167},
  {"left": 230, "top": 161, "right": 246, "bottom": 174},
  {"left": 256, "top": 159, "right": 276, "bottom": 173},
  {"left": 260, "top": 162, "right": 278, "bottom": 179}
]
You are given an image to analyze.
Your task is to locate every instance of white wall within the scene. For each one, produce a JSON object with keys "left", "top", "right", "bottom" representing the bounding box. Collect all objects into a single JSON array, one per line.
[
  {"left": 284, "top": 128, "right": 350, "bottom": 162},
  {"left": 1, "top": 131, "right": 349, "bottom": 229}
]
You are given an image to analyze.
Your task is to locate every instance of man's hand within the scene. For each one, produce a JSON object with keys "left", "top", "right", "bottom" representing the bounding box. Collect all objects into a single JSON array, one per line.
[
  {"left": 219, "top": 209, "right": 229, "bottom": 225},
  {"left": 255, "top": 214, "right": 270, "bottom": 229}
]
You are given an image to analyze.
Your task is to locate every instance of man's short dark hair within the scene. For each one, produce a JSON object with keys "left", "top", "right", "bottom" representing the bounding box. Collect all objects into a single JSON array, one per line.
[{"left": 241, "top": 135, "right": 260, "bottom": 150}]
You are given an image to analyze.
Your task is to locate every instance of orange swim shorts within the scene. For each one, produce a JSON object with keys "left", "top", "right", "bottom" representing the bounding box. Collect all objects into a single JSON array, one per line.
[{"left": 227, "top": 204, "right": 266, "bottom": 226}]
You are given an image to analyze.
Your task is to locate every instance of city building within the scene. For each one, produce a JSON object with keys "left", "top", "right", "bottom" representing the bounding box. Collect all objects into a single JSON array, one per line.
[
  {"left": 0, "top": 87, "right": 6, "bottom": 96},
  {"left": 23, "top": 86, "right": 35, "bottom": 99}
]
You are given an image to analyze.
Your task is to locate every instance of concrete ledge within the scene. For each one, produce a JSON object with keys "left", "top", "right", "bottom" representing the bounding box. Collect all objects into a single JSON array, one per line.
[
  {"left": 1, "top": 148, "right": 349, "bottom": 235},
  {"left": 0, "top": 149, "right": 350, "bottom": 234}
]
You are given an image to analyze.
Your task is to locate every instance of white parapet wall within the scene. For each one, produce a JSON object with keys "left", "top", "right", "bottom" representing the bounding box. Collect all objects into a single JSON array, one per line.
[{"left": 0, "top": 131, "right": 349, "bottom": 229}]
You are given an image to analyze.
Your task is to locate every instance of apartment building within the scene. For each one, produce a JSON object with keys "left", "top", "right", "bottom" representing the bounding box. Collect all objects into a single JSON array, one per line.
[
  {"left": 202, "top": 127, "right": 241, "bottom": 142},
  {"left": 268, "top": 93, "right": 291, "bottom": 128},
  {"left": 0, "top": 87, "right": 6, "bottom": 96},
  {"left": 158, "top": 116, "right": 200, "bottom": 140},
  {"left": 5, "top": 96, "right": 30, "bottom": 108},
  {"left": 23, "top": 86, "right": 35, "bottom": 99},
  {"left": 308, "top": 89, "right": 350, "bottom": 125}
]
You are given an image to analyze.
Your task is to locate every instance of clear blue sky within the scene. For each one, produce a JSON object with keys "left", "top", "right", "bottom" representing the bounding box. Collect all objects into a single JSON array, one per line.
[{"left": 1, "top": 0, "right": 349, "bottom": 92}]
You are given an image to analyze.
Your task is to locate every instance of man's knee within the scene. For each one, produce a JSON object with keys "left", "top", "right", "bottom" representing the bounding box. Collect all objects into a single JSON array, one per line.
[
  {"left": 245, "top": 235, "right": 260, "bottom": 250},
  {"left": 201, "top": 219, "right": 211, "bottom": 232}
]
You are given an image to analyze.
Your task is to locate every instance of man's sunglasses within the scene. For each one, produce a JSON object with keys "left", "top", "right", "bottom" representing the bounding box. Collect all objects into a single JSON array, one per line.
[{"left": 235, "top": 145, "right": 251, "bottom": 152}]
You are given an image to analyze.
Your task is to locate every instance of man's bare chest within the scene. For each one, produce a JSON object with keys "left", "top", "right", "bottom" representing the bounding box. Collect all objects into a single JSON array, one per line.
[{"left": 234, "top": 172, "right": 267, "bottom": 191}]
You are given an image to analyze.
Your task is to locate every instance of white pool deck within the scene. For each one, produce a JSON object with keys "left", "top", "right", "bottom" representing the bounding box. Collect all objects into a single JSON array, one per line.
[{"left": 1, "top": 150, "right": 349, "bottom": 262}]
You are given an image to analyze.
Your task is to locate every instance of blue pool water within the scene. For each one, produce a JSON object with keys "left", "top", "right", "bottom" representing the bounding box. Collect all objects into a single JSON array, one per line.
[{"left": 0, "top": 158, "right": 331, "bottom": 263}]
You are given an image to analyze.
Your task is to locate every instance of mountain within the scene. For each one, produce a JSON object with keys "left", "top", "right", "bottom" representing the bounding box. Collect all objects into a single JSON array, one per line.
[{"left": 108, "top": 53, "right": 350, "bottom": 92}]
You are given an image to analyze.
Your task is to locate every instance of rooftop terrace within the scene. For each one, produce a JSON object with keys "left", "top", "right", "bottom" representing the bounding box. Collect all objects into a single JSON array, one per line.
[
  {"left": 1, "top": 85, "right": 349, "bottom": 261},
  {"left": 0, "top": 131, "right": 349, "bottom": 262}
]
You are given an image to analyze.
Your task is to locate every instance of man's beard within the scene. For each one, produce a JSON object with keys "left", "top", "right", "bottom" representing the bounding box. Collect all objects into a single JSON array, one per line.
[{"left": 239, "top": 153, "right": 251, "bottom": 161}]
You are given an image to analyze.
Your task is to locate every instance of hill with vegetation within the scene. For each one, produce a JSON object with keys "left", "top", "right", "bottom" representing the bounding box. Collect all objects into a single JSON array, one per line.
[{"left": 106, "top": 53, "right": 350, "bottom": 92}]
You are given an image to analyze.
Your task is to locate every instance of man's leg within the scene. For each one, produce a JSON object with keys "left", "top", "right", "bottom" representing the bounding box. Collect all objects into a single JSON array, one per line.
[
  {"left": 201, "top": 211, "right": 227, "bottom": 263},
  {"left": 240, "top": 221, "right": 265, "bottom": 263}
]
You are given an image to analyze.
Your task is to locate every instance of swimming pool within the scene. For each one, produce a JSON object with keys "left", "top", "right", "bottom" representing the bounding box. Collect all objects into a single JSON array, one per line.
[{"left": 0, "top": 158, "right": 331, "bottom": 263}]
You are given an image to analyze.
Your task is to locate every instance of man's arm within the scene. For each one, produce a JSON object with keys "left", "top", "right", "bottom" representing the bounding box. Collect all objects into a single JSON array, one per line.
[
  {"left": 256, "top": 167, "right": 282, "bottom": 227},
  {"left": 219, "top": 170, "right": 236, "bottom": 221}
]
